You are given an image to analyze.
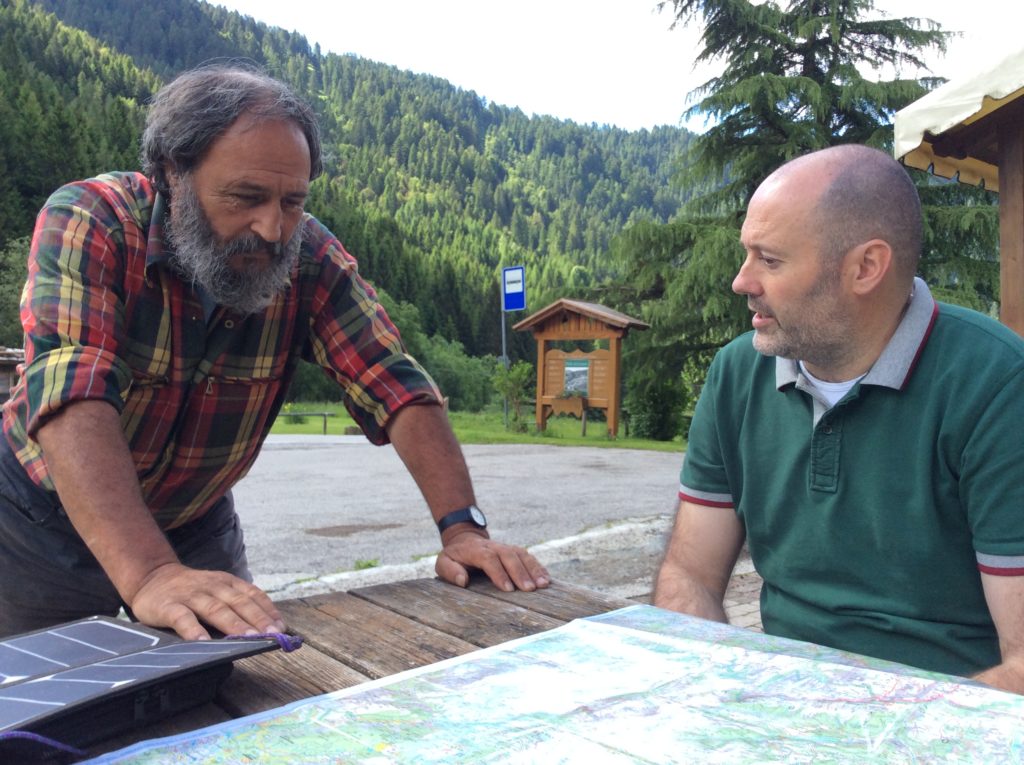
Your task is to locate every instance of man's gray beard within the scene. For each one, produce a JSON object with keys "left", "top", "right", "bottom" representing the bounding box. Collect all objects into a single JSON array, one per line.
[{"left": 165, "top": 182, "right": 302, "bottom": 315}]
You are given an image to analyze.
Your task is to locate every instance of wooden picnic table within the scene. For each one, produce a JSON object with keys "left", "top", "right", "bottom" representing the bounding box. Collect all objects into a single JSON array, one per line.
[
  {"left": 80, "top": 576, "right": 1024, "bottom": 762},
  {"left": 89, "top": 577, "right": 634, "bottom": 758}
]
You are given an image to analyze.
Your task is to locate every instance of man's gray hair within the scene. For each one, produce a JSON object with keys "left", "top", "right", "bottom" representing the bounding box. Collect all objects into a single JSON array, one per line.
[{"left": 141, "top": 62, "right": 323, "bottom": 196}]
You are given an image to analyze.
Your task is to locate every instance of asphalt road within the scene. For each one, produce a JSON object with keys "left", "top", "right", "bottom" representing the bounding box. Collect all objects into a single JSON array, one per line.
[{"left": 232, "top": 435, "right": 684, "bottom": 600}]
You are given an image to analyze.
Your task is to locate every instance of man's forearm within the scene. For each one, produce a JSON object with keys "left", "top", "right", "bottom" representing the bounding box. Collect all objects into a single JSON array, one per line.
[
  {"left": 386, "top": 402, "right": 550, "bottom": 593},
  {"left": 385, "top": 403, "right": 480, "bottom": 532},
  {"left": 974, "top": 657, "right": 1024, "bottom": 695},
  {"left": 34, "top": 399, "right": 179, "bottom": 603},
  {"left": 653, "top": 565, "right": 730, "bottom": 623},
  {"left": 652, "top": 500, "right": 744, "bottom": 623}
]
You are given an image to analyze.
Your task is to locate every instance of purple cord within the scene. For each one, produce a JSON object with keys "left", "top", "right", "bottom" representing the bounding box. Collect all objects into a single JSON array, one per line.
[
  {"left": 0, "top": 729, "right": 87, "bottom": 756},
  {"left": 224, "top": 631, "right": 303, "bottom": 652}
]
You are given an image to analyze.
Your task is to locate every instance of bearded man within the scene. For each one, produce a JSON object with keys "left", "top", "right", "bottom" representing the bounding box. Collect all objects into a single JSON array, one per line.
[{"left": 0, "top": 64, "right": 548, "bottom": 640}]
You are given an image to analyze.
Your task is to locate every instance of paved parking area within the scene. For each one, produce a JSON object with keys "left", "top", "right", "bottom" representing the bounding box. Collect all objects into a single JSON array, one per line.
[{"left": 235, "top": 435, "right": 763, "bottom": 631}]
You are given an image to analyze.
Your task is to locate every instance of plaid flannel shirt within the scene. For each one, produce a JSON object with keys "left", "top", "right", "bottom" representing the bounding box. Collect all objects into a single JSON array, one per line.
[{"left": 2, "top": 172, "right": 441, "bottom": 529}]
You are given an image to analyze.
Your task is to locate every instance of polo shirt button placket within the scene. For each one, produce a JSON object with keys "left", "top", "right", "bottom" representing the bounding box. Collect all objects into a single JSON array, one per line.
[{"left": 810, "top": 418, "right": 840, "bottom": 492}]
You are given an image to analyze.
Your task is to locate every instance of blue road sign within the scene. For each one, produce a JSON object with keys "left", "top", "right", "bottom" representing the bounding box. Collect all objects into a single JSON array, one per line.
[{"left": 502, "top": 266, "right": 526, "bottom": 312}]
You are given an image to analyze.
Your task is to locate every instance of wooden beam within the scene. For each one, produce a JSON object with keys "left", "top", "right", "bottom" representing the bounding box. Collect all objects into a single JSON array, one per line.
[
  {"left": 998, "top": 119, "right": 1024, "bottom": 336},
  {"left": 530, "top": 322, "right": 627, "bottom": 341},
  {"left": 608, "top": 336, "right": 622, "bottom": 438},
  {"left": 534, "top": 337, "right": 546, "bottom": 432}
]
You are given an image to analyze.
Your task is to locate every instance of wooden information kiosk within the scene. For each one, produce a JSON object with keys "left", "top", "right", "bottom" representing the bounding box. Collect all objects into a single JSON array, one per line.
[{"left": 513, "top": 299, "right": 648, "bottom": 438}]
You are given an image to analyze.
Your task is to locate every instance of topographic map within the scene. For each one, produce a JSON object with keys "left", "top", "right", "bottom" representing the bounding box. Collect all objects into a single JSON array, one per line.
[{"left": 87, "top": 605, "right": 1024, "bottom": 764}]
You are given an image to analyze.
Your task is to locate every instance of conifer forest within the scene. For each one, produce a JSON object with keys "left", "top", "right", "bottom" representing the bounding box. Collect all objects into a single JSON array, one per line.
[{"left": 0, "top": 0, "right": 998, "bottom": 436}]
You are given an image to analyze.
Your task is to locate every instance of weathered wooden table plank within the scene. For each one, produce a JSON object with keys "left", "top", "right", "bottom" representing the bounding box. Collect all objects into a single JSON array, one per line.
[
  {"left": 216, "top": 643, "right": 369, "bottom": 717},
  {"left": 350, "top": 578, "right": 564, "bottom": 646},
  {"left": 277, "top": 591, "right": 479, "bottom": 678},
  {"left": 466, "top": 578, "right": 635, "bottom": 620}
]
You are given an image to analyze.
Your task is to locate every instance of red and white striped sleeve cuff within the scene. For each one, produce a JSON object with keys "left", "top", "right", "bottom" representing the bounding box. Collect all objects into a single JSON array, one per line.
[
  {"left": 977, "top": 553, "right": 1024, "bottom": 576},
  {"left": 678, "top": 484, "right": 733, "bottom": 508}
]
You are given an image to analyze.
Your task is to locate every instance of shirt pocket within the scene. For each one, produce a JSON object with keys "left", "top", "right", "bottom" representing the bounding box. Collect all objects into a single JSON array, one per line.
[
  {"left": 121, "top": 371, "right": 178, "bottom": 476},
  {"left": 176, "top": 373, "right": 285, "bottom": 467},
  {"left": 136, "top": 373, "right": 285, "bottom": 525}
]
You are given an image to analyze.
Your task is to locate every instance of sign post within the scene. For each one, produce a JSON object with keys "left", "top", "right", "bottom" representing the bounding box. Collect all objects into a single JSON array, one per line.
[{"left": 500, "top": 266, "right": 526, "bottom": 427}]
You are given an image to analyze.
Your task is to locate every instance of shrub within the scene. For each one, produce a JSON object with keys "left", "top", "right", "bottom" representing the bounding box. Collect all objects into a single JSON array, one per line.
[
  {"left": 417, "top": 335, "right": 497, "bottom": 412},
  {"left": 287, "top": 359, "right": 345, "bottom": 402},
  {"left": 624, "top": 381, "right": 684, "bottom": 441},
  {"left": 0, "top": 238, "right": 29, "bottom": 348},
  {"left": 493, "top": 360, "right": 534, "bottom": 428}
]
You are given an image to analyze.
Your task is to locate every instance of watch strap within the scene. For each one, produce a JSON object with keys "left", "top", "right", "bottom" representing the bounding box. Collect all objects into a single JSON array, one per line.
[{"left": 436, "top": 505, "right": 486, "bottom": 534}]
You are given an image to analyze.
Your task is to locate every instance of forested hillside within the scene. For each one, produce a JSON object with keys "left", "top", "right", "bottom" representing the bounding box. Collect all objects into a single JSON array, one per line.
[
  {"left": 0, "top": 0, "right": 158, "bottom": 249},
  {"left": 5, "top": 0, "right": 695, "bottom": 362},
  {"left": 1, "top": 0, "right": 1001, "bottom": 439}
]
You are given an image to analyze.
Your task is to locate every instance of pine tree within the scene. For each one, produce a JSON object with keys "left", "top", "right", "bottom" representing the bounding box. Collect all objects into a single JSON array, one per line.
[
  {"left": 669, "top": 0, "right": 950, "bottom": 213},
  {"left": 604, "top": 0, "right": 968, "bottom": 436}
]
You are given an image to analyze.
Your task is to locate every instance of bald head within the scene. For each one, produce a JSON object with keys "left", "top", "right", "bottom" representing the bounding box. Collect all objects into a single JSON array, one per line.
[{"left": 763, "top": 145, "right": 922, "bottom": 285}]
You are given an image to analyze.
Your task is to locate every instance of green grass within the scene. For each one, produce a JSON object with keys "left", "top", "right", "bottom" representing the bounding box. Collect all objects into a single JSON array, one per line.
[
  {"left": 447, "top": 409, "right": 684, "bottom": 452},
  {"left": 271, "top": 401, "right": 685, "bottom": 453},
  {"left": 272, "top": 402, "right": 359, "bottom": 435}
]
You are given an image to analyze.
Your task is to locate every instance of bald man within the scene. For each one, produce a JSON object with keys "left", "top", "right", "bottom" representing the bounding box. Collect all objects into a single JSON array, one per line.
[{"left": 654, "top": 145, "right": 1024, "bottom": 694}]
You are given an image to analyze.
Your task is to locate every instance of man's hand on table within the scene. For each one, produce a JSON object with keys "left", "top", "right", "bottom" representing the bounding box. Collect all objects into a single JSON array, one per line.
[
  {"left": 436, "top": 530, "right": 550, "bottom": 593},
  {"left": 129, "top": 562, "right": 286, "bottom": 641}
]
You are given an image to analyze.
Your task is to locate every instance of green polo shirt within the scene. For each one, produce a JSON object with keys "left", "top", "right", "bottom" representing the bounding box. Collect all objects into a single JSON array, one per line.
[{"left": 680, "top": 279, "right": 1024, "bottom": 676}]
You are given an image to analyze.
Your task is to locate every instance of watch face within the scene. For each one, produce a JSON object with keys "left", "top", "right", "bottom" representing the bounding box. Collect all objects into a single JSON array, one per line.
[{"left": 469, "top": 505, "right": 486, "bottom": 526}]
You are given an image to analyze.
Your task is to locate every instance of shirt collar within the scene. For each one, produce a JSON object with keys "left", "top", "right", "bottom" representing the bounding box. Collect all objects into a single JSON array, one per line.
[{"left": 775, "top": 276, "right": 938, "bottom": 392}]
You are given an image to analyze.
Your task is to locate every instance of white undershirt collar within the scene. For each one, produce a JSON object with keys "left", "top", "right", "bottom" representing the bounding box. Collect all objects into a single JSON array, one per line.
[{"left": 797, "top": 362, "right": 866, "bottom": 407}]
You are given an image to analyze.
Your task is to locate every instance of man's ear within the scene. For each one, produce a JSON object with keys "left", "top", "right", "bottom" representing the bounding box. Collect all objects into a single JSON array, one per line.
[{"left": 846, "top": 239, "right": 892, "bottom": 296}]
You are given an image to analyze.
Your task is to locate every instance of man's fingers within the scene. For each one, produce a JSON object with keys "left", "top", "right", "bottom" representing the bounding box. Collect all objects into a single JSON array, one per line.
[
  {"left": 435, "top": 551, "right": 471, "bottom": 588},
  {"left": 525, "top": 556, "right": 551, "bottom": 589},
  {"left": 439, "top": 537, "right": 550, "bottom": 593},
  {"left": 182, "top": 579, "right": 285, "bottom": 636},
  {"left": 438, "top": 539, "right": 514, "bottom": 591},
  {"left": 191, "top": 593, "right": 264, "bottom": 637},
  {"left": 163, "top": 603, "right": 210, "bottom": 641},
  {"left": 505, "top": 549, "right": 550, "bottom": 590},
  {"left": 131, "top": 565, "right": 285, "bottom": 640},
  {"left": 217, "top": 579, "right": 286, "bottom": 632},
  {"left": 485, "top": 547, "right": 532, "bottom": 592},
  {"left": 485, "top": 546, "right": 550, "bottom": 592}
]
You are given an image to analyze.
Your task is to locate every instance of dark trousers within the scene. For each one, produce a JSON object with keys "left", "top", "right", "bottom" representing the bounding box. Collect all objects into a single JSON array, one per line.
[{"left": 0, "top": 436, "right": 251, "bottom": 637}]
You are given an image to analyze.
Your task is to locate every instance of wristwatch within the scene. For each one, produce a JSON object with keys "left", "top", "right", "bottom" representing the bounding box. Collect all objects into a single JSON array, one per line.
[{"left": 436, "top": 504, "right": 487, "bottom": 534}]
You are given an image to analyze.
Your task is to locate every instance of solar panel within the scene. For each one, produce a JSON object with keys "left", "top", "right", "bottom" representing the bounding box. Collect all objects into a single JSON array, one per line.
[{"left": 0, "top": 616, "right": 290, "bottom": 759}]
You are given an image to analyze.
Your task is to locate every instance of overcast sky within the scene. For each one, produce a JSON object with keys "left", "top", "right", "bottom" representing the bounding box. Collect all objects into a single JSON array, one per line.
[{"left": 211, "top": 0, "right": 1015, "bottom": 132}]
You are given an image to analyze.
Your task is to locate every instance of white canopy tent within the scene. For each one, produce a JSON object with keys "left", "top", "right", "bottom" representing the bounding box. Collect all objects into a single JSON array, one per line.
[{"left": 893, "top": 47, "right": 1024, "bottom": 335}]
